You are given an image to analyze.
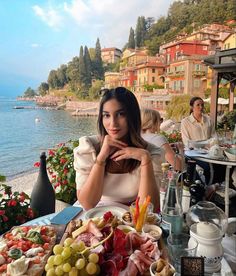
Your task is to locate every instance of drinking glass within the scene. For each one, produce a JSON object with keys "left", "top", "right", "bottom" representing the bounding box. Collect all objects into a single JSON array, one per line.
[
  {"left": 167, "top": 233, "right": 198, "bottom": 275},
  {"left": 130, "top": 201, "right": 153, "bottom": 232}
]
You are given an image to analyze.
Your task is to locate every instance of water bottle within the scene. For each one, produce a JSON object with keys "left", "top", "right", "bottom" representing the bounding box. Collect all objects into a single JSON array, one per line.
[
  {"left": 162, "top": 171, "right": 183, "bottom": 235},
  {"left": 30, "top": 152, "right": 55, "bottom": 216}
]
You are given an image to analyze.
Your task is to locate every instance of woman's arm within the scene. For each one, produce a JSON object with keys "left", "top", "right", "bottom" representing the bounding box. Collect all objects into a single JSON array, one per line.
[
  {"left": 180, "top": 119, "right": 190, "bottom": 147},
  {"left": 111, "top": 148, "right": 160, "bottom": 211},
  {"left": 77, "top": 135, "right": 127, "bottom": 210},
  {"left": 162, "top": 143, "right": 183, "bottom": 171},
  {"left": 138, "top": 152, "right": 160, "bottom": 212},
  {"left": 77, "top": 155, "right": 106, "bottom": 210}
]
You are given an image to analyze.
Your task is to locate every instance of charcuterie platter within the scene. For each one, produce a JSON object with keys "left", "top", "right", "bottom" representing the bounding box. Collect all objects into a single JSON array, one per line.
[{"left": 0, "top": 200, "right": 175, "bottom": 275}]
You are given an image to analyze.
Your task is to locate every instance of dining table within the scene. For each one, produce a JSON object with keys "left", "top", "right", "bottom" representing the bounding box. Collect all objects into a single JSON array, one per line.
[
  {"left": 184, "top": 149, "right": 236, "bottom": 218},
  {"left": 21, "top": 202, "right": 236, "bottom": 275}
]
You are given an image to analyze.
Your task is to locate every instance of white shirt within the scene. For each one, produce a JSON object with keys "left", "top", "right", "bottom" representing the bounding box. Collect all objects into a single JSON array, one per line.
[
  {"left": 73, "top": 135, "right": 163, "bottom": 204},
  {"left": 142, "top": 133, "right": 168, "bottom": 148},
  {"left": 181, "top": 113, "right": 215, "bottom": 146}
]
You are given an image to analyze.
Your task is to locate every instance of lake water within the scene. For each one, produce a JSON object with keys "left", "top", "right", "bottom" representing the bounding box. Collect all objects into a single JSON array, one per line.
[{"left": 0, "top": 98, "right": 97, "bottom": 178}]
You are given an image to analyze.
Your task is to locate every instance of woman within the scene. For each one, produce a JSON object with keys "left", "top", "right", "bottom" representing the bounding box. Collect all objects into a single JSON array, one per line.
[
  {"left": 181, "top": 97, "right": 224, "bottom": 185},
  {"left": 141, "top": 108, "right": 183, "bottom": 171},
  {"left": 74, "top": 87, "right": 162, "bottom": 211},
  {"left": 181, "top": 96, "right": 215, "bottom": 147}
]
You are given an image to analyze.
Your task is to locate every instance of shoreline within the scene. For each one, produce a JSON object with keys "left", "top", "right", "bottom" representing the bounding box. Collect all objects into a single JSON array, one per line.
[{"left": 5, "top": 171, "right": 38, "bottom": 196}]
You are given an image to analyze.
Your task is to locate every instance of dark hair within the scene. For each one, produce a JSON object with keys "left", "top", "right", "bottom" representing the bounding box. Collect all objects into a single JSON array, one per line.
[
  {"left": 97, "top": 87, "right": 147, "bottom": 171},
  {"left": 189, "top": 96, "right": 203, "bottom": 114}
]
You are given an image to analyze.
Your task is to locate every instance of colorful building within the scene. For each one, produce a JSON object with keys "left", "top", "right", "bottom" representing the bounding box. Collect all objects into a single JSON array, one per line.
[
  {"left": 101, "top": 47, "right": 122, "bottom": 64},
  {"left": 104, "top": 72, "right": 121, "bottom": 89}
]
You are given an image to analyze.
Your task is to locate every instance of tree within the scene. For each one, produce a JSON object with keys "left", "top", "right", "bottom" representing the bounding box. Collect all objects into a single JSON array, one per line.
[
  {"left": 84, "top": 46, "right": 92, "bottom": 85},
  {"left": 23, "top": 87, "right": 37, "bottom": 98},
  {"left": 38, "top": 82, "right": 49, "bottom": 96},
  {"left": 79, "top": 46, "right": 87, "bottom": 85},
  {"left": 48, "top": 70, "right": 61, "bottom": 89},
  {"left": 88, "top": 80, "right": 104, "bottom": 99},
  {"left": 57, "top": 64, "right": 68, "bottom": 88},
  {"left": 135, "top": 16, "right": 146, "bottom": 47},
  {"left": 166, "top": 95, "right": 192, "bottom": 121},
  {"left": 92, "top": 38, "right": 104, "bottom": 80},
  {"left": 127, "top": 27, "right": 135, "bottom": 49}
]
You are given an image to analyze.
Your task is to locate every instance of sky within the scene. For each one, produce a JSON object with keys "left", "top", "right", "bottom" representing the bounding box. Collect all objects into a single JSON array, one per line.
[{"left": 0, "top": 0, "right": 175, "bottom": 97}]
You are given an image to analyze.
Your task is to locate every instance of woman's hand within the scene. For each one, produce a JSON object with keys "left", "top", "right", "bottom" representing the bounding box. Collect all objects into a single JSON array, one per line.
[
  {"left": 97, "top": 135, "right": 128, "bottom": 162},
  {"left": 110, "top": 147, "right": 150, "bottom": 163}
]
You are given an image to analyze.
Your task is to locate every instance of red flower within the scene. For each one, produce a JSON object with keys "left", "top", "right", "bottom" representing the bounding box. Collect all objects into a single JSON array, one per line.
[
  {"left": 3, "top": 215, "right": 9, "bottom": 222},
  {"left": 7, "top": 200, "right": 17, "bottom": 207},
  {"left": 48, "top": 150, "right": 55, "bottom": 156},
  {"left": 58, "top": 143, "right": 65, "bottom": 147},
  {"left": 0, "top": 210, "right": 5, "bottom": 216},
  {"left": 60, "top": 158, "right": 67, "bottom": 164},
  {"left": 34, "top": 162, "right": 40, "bottom": 167},
  {"left": 63, "top": 168, "right": 69, "bottom": 174},
  {"left": 19, "top": 193, "right": 25, "bottom": 202},
  {"left": 26, "top": 208, "right": 35, "bottom": 219},
  {"left": 62, "top": 180, "right": 68, "bottom": 185}
]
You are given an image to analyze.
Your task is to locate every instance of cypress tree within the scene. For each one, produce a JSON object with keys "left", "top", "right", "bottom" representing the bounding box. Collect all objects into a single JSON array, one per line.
[
  {"left": 84, "top": 46, "right": 92, "bottom": 85},
  {"left": 128, "top": 27, "right": 135, "bottom": 49},
  {"left": 79, "top": 46, "right": 87, "bottom": 85},
  {"left": 93, "top": 38, "right": 104, "bottom": 80},
  {"left": 135, "top": 16, "right": 146, "bottom": 47}
]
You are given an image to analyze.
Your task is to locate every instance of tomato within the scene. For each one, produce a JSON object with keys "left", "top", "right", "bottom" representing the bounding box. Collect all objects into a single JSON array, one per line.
[
  {"left": 41, "top": 235, "right": 50, "bottom": 243},
  {"left": 5, "top": 233, "right": 13, "bottom": 240},
  {"left": 7, "top": 257, "right": 13, "bottom": 263},
  {"left": 21, "top": 244, "right": 30, "bottom": 252},
  {"left": 33, "top": 258, "right": 40, "bottom": 264},
  {"left": 43, "top": 243, "right": 50, "bottom": 250},
  {"left": 7, "top": 240, "right": 14, "bottom": 248},
  {"left": 40, "top": 226, "right": 47, "bottom": 235},
  {"left": 0, "top": 264, "right": 7, "bottom": 273},
  {"left": 37, "top": 252, "right": 45, "bottom": 257}
]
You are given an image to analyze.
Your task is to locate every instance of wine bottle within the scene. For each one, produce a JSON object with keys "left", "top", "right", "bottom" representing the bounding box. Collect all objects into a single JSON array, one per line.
[
  {"left": 162, "top": 171, "right": 183, "bottom": 235},
  {"left": 30, "top": 152, "right": 55, "bottom": 216},
  {"left": 182, "top": 160, "right": 196, "bottom": 213},
  {"left": 160, "top": 163, "right": 170, "bottom": 212}
]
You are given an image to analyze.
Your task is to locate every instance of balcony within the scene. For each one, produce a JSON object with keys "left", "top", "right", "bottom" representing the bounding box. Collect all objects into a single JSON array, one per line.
[{"left": 192, "top": 71, "right": 207, "bottom": 77}]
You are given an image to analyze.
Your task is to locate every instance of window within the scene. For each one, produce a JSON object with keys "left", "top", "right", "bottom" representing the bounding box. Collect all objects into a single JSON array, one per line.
[
  {"left": 152, "top": 77, "right": 155, "bottom": 82},
  {"left": 194, "top": 64, "right": 201, "bottom": 71},
  {"left": 152, "top": 68, "right": 155, "bottom": 73},
  {"left": 194, "top": 79, "right": 200, "bottom": 88},
  {"left": 203, "top": 46, "right": 208, "bottom": 50}
]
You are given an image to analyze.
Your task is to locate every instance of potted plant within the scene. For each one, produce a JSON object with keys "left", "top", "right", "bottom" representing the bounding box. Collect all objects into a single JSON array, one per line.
[
  {"left": 35, "top": 140, "right": 79, "bottom": 205},
  {"left": 0, "top": 175, "right": 35, "bottom": 235}
]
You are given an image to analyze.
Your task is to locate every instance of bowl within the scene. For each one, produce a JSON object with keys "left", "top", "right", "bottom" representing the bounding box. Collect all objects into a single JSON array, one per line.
[
  {"left": 224, "top": 148, "right": 236, "bottom": 161},
  {"left": 121, "top": 211, "right": 133, "bottom": 226},
  {"left": 150, "top": 259, "right": 175, "bottom": 276},
  {"left": 117, "top": 225, "right": 135, "bottom": 234},
  {"left": 142, "top": 224, "right": 162, "bottom": 240}
]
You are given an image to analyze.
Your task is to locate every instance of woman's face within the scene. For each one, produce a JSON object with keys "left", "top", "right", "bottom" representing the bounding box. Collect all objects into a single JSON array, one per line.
[
  {"left": 102, "top": 99, "right": 128, "bottom": 139},
  {"left": 192, "top": 99, "right": 204, "bottom": 114}
]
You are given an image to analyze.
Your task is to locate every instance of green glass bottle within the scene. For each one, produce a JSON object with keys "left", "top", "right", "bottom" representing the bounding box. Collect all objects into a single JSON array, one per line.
[{"left": 30, "top": 152, "right": 55, "bottom": 216}]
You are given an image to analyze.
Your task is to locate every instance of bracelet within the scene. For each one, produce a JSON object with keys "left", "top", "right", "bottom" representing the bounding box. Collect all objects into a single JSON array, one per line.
[
  {"left": 141, "top": 158, "right": 152, "bottom": 166},
  {"left": 95, "top": 159, "right": 106, "bottom": 166}
]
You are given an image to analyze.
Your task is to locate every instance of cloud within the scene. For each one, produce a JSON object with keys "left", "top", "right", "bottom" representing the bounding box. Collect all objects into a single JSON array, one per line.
[
  {"left": 62, "top": 0, "right": 174, "bottom": 48},
  {"left": 31, "top": 43, "right": 40, "bottom": 48},
  {"left": 32, "top": 5, "right": 63, "bottom": 30}
]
